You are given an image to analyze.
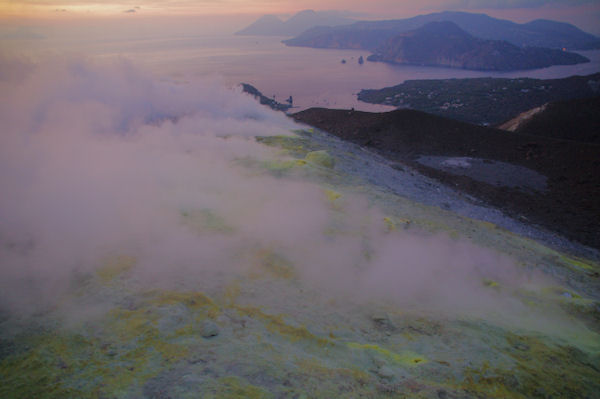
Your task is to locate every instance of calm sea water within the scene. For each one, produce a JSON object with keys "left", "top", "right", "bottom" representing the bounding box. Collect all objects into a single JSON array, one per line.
[{"left": 7, "top": 34, "right": 600, "bottom": 112}]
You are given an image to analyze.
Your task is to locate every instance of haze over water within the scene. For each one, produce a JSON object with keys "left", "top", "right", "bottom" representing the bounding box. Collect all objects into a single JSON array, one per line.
[{"left": 5, "top": 29, "right": 600, "bottom": 112}]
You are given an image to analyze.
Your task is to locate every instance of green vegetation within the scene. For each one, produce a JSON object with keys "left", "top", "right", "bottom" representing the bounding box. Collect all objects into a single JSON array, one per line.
[{"left": 358, "top": 73, "right": 600, "bottom": 125}]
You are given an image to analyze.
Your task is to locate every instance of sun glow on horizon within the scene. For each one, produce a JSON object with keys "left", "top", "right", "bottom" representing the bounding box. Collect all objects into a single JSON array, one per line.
[
  {"left": 1, "top": 1, "right": 598, "bottom": 36},
  {"left": 0, "top": 1, "right": 306, "bottom": 18}
]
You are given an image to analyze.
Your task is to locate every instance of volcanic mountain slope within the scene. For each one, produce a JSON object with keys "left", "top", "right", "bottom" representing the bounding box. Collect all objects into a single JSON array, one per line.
[
  {"left": 357, "top": 73, "right": 600, "bottom": 126},
  {"left": 499, "top": 96, "right": 600, "bottom": 144},
  {"left": 292, "top": 107, "right": 600, "bottom": 249},
  {"left": 283, "top": 10, "right": 600, "bottom": 50},
  {"left": 366, "top": 21, "right": 588, "bottom": 71},
  {"left": 3, "top": 56, "right": 600, "bottom": 399}
]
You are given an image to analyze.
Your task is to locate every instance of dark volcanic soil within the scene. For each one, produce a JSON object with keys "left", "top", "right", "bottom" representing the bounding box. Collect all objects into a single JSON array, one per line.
[
  {"left": 292, "top": 107, "right": 600, "bottom": 250},
  {"left": 504, "top": 96, "right": 600, "bottom": 144}
]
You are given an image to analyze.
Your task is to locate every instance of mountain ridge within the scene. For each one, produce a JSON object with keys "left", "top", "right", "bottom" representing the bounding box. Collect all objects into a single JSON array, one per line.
[
  {"left": 366, "top": 21, "right": 589, "bottom": 71},
  {"left": 236, "top": 9, "right": 354, "bottom": 36},
  {"left": 283, "top": 10, "right": 600, "bottom": 50}
]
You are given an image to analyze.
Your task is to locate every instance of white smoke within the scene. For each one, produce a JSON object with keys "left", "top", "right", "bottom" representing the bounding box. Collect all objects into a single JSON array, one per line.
[
  {"left": 0, "top": 56, "right": 576, "bottom": 339},
  {"left": 0, "top": 56, "right": 301, "bottom": 310}
]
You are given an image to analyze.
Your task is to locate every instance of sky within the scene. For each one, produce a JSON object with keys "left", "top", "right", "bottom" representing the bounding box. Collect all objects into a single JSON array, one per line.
[
  {"left": 1, "top": 0, "right": 598, "bottom": 16},
  {"left": 1, "top": 0, "right": 599, "bottom": 35}
]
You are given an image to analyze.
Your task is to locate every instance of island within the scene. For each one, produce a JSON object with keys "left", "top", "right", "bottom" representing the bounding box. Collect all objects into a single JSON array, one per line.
[
  {"left": 365, "top": 21, "right": 589, "bottom": 71},
  {"left": 282, "top": 11, "right": 600, "bottom": 51},
  {"left": 240, "top": 83, "right": 291, "bottom": 112},
  {"left": 357, "top": 73, "right": 600, "bottom": 125},
  {"left": 281, "top": 11, "right": 597, "bottom": 72}
]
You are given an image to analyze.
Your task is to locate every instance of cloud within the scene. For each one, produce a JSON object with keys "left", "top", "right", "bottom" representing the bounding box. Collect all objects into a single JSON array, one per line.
[
  {"left": 0, "top": 56, "right": 297, "bottom": 310},
  {"left": 0, "top": 56, "right": 573, "bottom": 340},
  {"left": 124, "top": 8, "right": 136, "bottom": 13}
]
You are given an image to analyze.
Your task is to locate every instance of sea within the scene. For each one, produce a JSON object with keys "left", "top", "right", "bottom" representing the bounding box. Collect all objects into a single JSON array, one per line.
[{"left": 5, "top": 33, "right": 600, "bottom": 112}]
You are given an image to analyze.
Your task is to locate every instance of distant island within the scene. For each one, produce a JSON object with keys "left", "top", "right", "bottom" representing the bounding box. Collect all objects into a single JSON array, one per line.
[
  {"left": 282, "top": 11, "right": 600, "bottom": 51},
  {"left": 357, "top": 73, "right": 600, "bottom": 125},
  {"left": 366, "top": 21, "right": 588, "bottom": 71},
  {"left": 235, "top": 9, "right": 354, "bottom": 36},
  {"left": 277, "top": 11, "right": 599, "bottom": 71}
]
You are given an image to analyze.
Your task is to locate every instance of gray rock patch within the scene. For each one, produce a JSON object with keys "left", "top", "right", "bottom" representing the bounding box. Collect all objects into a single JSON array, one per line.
[
  {"left": 417, "top": 156, "right": 547, "bottom": 192},
  {"left": 200, "top": 320, "right": 220, "bottom": 338}
]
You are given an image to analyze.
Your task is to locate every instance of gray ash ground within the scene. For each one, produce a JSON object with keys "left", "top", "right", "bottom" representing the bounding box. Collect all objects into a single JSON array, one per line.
[
  {"left": 297, "top": 127, "right": 598, "bottom": 261},
  {"left": 292, "top": 107, "right": 600, "bottom": 254},
  {"left": 416, "top": 156, "right": 548, "bottom": 193},
  {"left": 2, "top": 125, "right": 600, "bottom": 399}
]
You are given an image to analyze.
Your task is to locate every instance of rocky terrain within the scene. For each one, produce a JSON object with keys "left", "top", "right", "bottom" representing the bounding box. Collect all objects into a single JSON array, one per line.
[
  {"left": 499, "top": 96, "right": 600, "bottom": 143},
  {"left": 3, "top": 123, "right": 599, "bottom": 399},
  {"left": 292, "top": 107, "right": 600, "bottom": 250},
  {"left": 366, "top": 21, "right": 588, "bottom": 71},
  {"left": 3, "top": 95, "right": 600, "bottom": 399},
  {"left": 357, "top": 73, "right": 600, "bottom": 125},
  {"left": 240, "top": 83, "right": 291, "bottom": 112}
]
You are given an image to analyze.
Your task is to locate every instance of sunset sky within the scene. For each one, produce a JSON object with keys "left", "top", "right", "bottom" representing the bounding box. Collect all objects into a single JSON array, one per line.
[{"left": 1, "top": 1, "right": 599, "bottom": 35}]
